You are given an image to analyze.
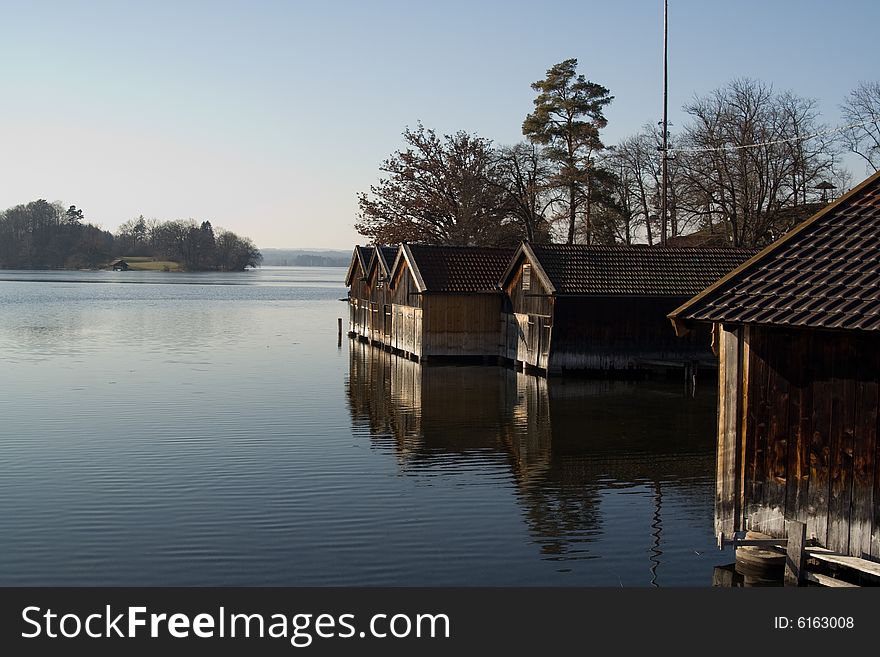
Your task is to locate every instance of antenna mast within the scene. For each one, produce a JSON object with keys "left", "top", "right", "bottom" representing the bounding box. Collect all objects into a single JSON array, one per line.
[{"left": 660, "top": 0, "right": 669, "bottom": 246}]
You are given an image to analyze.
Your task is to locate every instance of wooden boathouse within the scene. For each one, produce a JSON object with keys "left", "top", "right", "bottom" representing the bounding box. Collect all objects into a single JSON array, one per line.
[
  {"left": 669, "top": 170, "right": 880, "bottom": 564},
  {"left": 362, "top": 245, "right": 399, "bottom": 344},
  {"left": 387, "top": 244, "right": 514, "bottom": 361},
  {"left": 344, "top": 245, "right": 374, "bottom": 337},
  {"left": 499, "top": 243, "right": 755, "bottom": 374}
]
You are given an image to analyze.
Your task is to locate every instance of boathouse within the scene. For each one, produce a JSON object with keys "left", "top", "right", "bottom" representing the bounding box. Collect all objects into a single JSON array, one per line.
[
  {"left": 499, "top": 243, "right": 755, "bottom": 374},
  {"left": 669, "top": 170, "right": 880, "bottom": 561},
  {"left": 344, "top": 245, "right": 374, "bottom": 337},
  {"left": 363, "top": 245, "right": 399, "bottom": 344},
  {"left": 387, "top": 244, "right": 514, "bottom": 360}
]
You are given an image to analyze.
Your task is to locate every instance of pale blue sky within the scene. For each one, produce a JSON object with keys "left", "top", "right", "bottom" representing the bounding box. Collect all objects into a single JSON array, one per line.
[{"left": 1, "top": 0, "right": 877, "bottom": 248}]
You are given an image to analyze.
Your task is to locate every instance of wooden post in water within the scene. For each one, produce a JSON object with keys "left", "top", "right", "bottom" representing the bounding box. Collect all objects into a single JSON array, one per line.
[
  {"left": 784, "top": 520, "right": 807, "bottom": 586},
  {"left": 338, "top": 317, "right": 343, "bottom": 347}
]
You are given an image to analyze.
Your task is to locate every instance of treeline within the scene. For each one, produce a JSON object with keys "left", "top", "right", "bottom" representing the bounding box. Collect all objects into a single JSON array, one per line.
[
  {"left": 0, "top": 200, "right": 262, "bottom": 271},
  {"left": 357, "top": 62, "right": 880, "bottom": 248},
  {"left": 115, "top": 216, "right": 262, "bottom": 271}
]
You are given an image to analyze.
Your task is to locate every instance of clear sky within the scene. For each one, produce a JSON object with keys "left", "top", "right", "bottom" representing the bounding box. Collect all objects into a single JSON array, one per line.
[{"left": 1, "top": 0, "right": 877, "bottom": 249}]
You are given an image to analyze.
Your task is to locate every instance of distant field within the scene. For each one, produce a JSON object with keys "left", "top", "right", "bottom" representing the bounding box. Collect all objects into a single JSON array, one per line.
[{"left": 120, "top": 257, "right": 182, "bottom": 271}]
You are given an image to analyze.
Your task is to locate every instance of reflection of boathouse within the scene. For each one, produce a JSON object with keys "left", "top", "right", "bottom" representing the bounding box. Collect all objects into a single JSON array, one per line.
[{"left": 345, "top": 340, "right": 716, "bottom": 572}]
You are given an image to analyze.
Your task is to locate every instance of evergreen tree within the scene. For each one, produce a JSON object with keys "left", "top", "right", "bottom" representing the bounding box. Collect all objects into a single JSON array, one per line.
[{"left": 523, "top": 59, "right": 612, "bottom": 244}]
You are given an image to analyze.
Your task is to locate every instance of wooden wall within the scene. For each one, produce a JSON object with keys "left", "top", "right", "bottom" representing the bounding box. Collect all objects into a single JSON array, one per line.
[
  {"left": 348, "top": 269, "right": 370, "bottom": 337},
  {"left": 421, "top": 293, "right": 506, "bottom": 357},
  {"left": 365, "top": 265, "right": 391, "bottom": 343},
  {"left": 390, "top": 304, "right": 422, "bottom": 356},
  {"left": 503, "top": 254, "right": 554, "bottom": 368},
  {"left": 504, "top": 255, "right": 554, "bottom": 318},
  {"left": 734, "top": 324, "right": 879, "bottom": 558},
  {"left": 390, "top": 260, "right": 422, "bottom": 309},
  {"left": 548, "top": 297, "right": 714, "bottom": 372}
]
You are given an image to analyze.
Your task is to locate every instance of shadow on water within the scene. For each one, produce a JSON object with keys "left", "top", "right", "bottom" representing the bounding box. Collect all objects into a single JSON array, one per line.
[{"left": 346, "top": 340, "right": 719, "bottom": 583}]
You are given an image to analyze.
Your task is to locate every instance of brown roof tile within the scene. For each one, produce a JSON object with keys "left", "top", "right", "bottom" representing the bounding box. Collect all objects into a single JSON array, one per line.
[
  {"left": 405, "top": 244, "right": 515, "bottom": 293},
  {"left": 525, "top": 244, "right": 756, "bottom": 296},
  {"left": 671, "top": 171, "right": 880, "bottom": 331}
]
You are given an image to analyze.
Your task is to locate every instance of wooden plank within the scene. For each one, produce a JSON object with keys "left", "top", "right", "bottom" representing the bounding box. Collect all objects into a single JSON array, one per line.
[
  {"left": 786, "top": 330, "right": 812, "bottom": 526},
  {"left": 828, "top": 338, "right": 855, "bottom": 555},
  {"left": 804, "top": 572, "right": 859, "bottom": 588},
  {"left": 764, "top": 329, "right": 790, "bottom": 536},
  {"left": 807, "top": 338, "right": 833, "bottom": 548},
  {"left": 716, "top": 325, "right": 742, "bottom": 536},
  {"left": 739, "top": 325, "right": 751, "bottom": 533},
  {"left": 849, "top": 336, "right": 877, "bottom": 558},
  {"left": 784, "top": 520, "right": 807, "bottom": 586},
  {"left": 875, "top": 354, "right": 880, "bottom": 558},
  {"left": 805, "top": 546, "right": 880, "bottom": 580},
  {"left": 745, "top": 327, "right": 771, "bottom": 531}
]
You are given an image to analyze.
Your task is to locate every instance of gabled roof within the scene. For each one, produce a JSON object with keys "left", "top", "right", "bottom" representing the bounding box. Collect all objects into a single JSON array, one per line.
[
  {"left": 500, "top": 242, "right": 755, "bottom": 296},
  {"left": 390, "top": 244, "right": 514, "bottom": 293},
  {"left": 365, "top": 245, "right": 400, "bottom": 280},
  {"left": 344, "top": 245, "right": 374, "bottom": 286},
  {"left": 669, "top": 170, "right": 880, "bottom": 334}
]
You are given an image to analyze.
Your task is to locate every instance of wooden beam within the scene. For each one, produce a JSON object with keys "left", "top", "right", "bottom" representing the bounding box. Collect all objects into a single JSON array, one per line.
[
  {"left": 805, "top": 547, "right": 880, "bottom": 580},
  {"left": 805, "top": 572, "right": 859, "bottom": 587},
  {"left": 784, "top": 520, "right": 807, "bottom": 586}
]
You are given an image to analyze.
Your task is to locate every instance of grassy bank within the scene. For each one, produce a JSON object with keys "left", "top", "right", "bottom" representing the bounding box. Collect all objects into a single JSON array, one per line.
[{"left": 120, "top": 256, "right": 183, "bottom": 272}]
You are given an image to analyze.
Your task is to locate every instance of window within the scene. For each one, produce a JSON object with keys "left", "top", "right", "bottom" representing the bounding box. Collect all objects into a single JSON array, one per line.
[{"left": 522, "top": 264, "right": 531, "bottom": 291}]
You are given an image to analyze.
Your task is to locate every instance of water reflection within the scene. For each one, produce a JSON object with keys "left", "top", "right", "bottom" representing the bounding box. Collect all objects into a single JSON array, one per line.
[{"left": 347, "top": 340, "right": 718, "bottom": 578}]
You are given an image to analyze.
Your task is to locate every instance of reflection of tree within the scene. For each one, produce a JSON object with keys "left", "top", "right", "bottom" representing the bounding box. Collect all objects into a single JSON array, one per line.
[{"left": 346, "top": 343, "right": 716, "bottom": 565}]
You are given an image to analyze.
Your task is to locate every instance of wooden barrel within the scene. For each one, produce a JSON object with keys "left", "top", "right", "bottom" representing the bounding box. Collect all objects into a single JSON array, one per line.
[{"left": 735, "top": 531, "right": 785, "bottom": 578}]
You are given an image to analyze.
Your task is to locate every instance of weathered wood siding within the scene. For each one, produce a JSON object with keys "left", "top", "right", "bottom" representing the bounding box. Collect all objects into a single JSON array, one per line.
[
  {"left": 421, "top": 293, "right": 505, "bottom": 357},
  {"left": 348, "top": 268, "right": 371, "bottom": 337},
  {"left": 738, "top": 325, "right": 879, "bottom": 558},
  {"left": 547, "top": 297, "right": 714, "bottom": 372},
  {"left": 716, "top": 324, "right": 744, "bottom": 536},
  {"left": 390, "top": 260, "right": 421, "bottom": 309},
  {"left": 503, "top": 252, "right": 554, "bottom": 368},
  {"left": 390, "top": 304, "right": 422, "bottom": 356},
  {"left": 504, "top": 255, "right": 554, "bottom": 318},
  {"left": 365, "top": 265, "right": 391, "bottom": 343}
]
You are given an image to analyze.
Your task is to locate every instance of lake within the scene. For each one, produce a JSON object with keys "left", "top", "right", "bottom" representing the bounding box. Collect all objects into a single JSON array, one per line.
[{"left": 0, "top": 267, "right": 721, "bottom": 586}]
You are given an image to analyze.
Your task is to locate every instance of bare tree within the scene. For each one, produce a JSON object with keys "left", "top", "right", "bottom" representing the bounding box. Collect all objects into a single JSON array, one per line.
[
  {"left": 493, "top": 143, "right": 556, "bottom": 242},
  {"left": 356, "top": 124, "right": 508, "bottom": 245},
  {"left": 676, "top": 79, "right": 840, "bottom": 247},
  {"left": 841, "top": 81, "right": 880, "bottom": 173}
]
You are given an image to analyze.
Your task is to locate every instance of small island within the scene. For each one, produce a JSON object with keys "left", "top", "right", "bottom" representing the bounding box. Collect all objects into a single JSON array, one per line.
[{"left": 0, "top": 201, "right": 262, "bottom": 272}]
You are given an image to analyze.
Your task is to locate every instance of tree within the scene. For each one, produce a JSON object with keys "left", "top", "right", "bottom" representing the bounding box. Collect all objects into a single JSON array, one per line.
[
  {"left": 676, "top": 79, "right": 841, "bottom": 247},
  {"left": 356, "top": 124, "right": 507, "bottom": 245},
  {"left": 492, "top": 143, "right": 554, "bottom": 242},
  {"left": 214, "top": 230, "right": 262, "bottom": 271},
  {"left": 523, "top": 59, "right": 613, "bottom": 244},
  {"left": 841, "top": 81, "right": 880, "bottom": 173}
]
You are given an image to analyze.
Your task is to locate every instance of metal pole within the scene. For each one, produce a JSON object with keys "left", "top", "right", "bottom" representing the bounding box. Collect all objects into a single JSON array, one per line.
[{"left": 660, "top": 0, "right": 669, "bottom": 246}]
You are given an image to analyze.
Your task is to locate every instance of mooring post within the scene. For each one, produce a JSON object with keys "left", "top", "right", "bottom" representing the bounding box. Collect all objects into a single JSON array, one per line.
[
  {"left": 337, "top": 318, "right": 343, "bottom": 346},
  {"left": 784, "top": 520, "right": 807, "bottom": 586}
]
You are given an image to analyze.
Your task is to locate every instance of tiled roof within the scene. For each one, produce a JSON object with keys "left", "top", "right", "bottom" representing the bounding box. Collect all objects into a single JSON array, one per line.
[
  {"left": 376, "top": 246, "right": 398, "bottom": 274},
  {"left": 527, "top": 244, "right": 755, "bottom": 296},
  {"left": 670, "top": 171, "right": 880, "bottom": 331},
  {"left": 357, "top": 246, "right": 373, "bottom": 270},
  {"left": 406, "top": 245, "right": 514, "bottom": 293}
]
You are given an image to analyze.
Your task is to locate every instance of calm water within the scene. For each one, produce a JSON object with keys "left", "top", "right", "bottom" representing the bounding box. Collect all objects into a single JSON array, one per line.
[{"left": 0, "top": 267, "right": 721, "bottom": 586}]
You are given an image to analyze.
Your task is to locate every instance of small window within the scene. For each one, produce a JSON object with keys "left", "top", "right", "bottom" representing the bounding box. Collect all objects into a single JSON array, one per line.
[{"left": 522, "top": 264, "right": 531, "bottom": 291}]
